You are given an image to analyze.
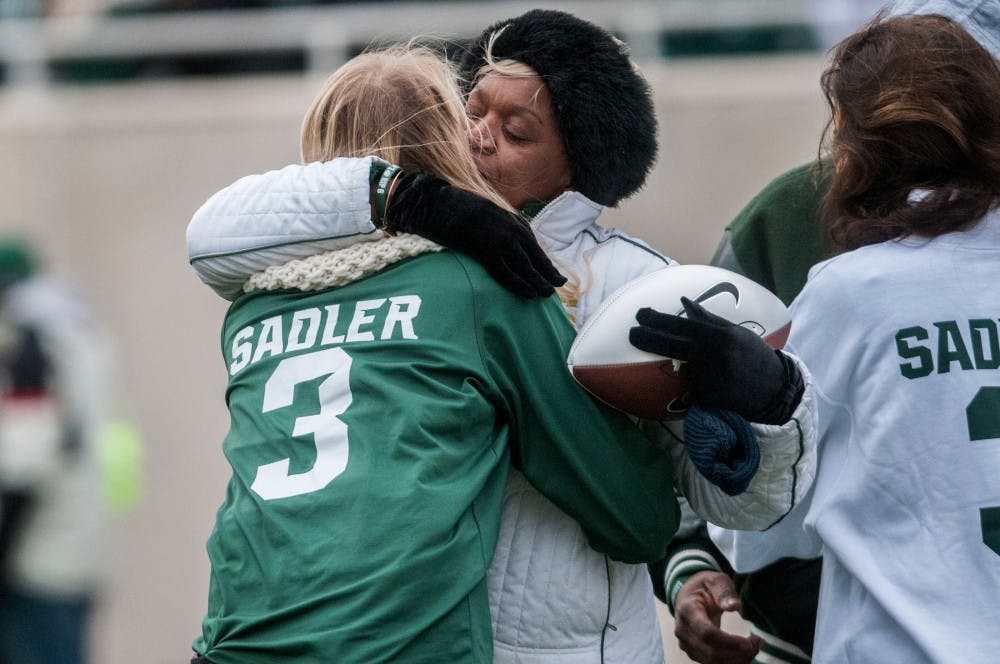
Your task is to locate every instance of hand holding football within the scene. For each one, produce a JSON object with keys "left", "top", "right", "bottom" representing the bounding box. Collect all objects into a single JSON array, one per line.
[{"left": 567, "top": 265, "right": 790, "bottom": 419}]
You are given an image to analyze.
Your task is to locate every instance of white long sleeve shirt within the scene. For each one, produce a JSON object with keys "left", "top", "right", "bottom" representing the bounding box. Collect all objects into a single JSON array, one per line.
[{"left": 712, "top": 209, "right": 1000, "bottom": 663}]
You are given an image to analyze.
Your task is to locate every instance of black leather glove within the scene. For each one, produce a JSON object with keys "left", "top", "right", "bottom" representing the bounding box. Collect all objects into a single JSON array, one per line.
[
  {"left": 384, "top": 172, "right": 566, "bottom": 299},
  {"left": 629, "top": 297, "right": 804, "bottom": 424}
]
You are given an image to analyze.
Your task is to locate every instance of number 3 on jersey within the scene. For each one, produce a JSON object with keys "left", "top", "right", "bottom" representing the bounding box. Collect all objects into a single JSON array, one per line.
[
  {"left": 968, "top": 387, "right": 1000, "bottom": 557},
  {"left": 251, "top": 348, "right": 353, "bottom": 500}
]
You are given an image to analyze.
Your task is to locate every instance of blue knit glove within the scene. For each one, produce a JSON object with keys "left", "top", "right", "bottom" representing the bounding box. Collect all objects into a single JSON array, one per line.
[{"left": 683, "top": 405, "right": 760, "bottom": 496}]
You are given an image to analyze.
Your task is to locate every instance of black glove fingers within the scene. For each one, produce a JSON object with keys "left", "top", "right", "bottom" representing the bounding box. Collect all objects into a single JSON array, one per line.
[
  {"left": 628, "top": 326, "right": 697, "bottom": 360},
  {"left": 679, "top": 297, "right": 730, "bottom": 328},
  {"left": 517, "top": 235, "right": 568, "bottom": 288},
  {"left": 495, "top": 225, "right": 563, "bottom": 295},
  {"left": 507, "top": 244, "right": 558, "bottom": 297},
  {"left": 483, "top": 257, "right": 542, "bottom": 300},
  {"left": 634, "top": 306, "right": 675, "bottom": 327},
  {"left": 635, "top": 307, "right": 714, "bottom": 341}
]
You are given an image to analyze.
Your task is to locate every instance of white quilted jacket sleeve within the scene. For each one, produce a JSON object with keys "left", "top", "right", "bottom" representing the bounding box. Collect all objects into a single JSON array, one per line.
[
  {"left": 186, "top": 157, "right": 379, "bottom": 299},
  {"left": 648, "top": 353, "right": 817, "bottom": 531}
]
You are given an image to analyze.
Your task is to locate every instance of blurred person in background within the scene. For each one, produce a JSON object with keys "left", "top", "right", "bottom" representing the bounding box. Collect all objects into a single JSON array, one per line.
[
  {"left": 657, "top": 1, "right": 1000, "bottom": 662},
  {"left": 0, "top": 239, "right": 141, "bottom": 664},
  {"left": 187, "top": 9, "right": 818, "bottom": 663}
]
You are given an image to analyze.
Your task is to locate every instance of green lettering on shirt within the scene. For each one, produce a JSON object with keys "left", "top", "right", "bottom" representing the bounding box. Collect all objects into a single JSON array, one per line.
[
  {"left": 935, "top": 321, "right": 974, "bottom": 374},
  {"left": 896, "top": 326, "right": 932, "bottom": 379}
]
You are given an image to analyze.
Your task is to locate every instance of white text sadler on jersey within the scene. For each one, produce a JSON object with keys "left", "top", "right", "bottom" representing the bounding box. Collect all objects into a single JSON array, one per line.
[{"left": 229, "top": 295, "right": 422, "bottom": 375}]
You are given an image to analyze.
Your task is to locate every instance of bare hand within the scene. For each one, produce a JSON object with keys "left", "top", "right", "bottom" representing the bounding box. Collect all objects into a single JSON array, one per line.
[{"left": 673, "top": 570, "right": 763, "bottom": 664}]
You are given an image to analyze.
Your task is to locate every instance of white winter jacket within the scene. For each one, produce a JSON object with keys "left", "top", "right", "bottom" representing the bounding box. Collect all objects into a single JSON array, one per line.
[{"left": 187, "top": 158, "right": 818, "bottom": 663}]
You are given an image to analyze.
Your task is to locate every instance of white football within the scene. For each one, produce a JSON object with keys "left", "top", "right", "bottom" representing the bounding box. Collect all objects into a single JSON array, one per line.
[{"left": 567, "top": 265, "right": 791, "bottom": 420}]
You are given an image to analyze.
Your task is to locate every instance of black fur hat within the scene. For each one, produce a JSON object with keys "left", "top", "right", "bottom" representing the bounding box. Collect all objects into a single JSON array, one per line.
[{"left": 459, "top": 9, "right": 658, "bottom": 207}]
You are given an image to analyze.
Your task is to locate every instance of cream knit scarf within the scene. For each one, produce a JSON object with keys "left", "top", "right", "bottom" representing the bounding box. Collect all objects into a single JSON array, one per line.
[{"left": 243, "top": 234, "right": 443, "bottom": 294}]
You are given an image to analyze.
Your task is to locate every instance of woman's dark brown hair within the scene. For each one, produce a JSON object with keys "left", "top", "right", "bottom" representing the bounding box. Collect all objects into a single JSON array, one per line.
[{"left": 820, "top": 14, "right": 1000, "bottom": 252}]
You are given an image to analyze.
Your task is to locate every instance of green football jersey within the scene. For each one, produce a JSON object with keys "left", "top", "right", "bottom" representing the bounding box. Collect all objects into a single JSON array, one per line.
[{"left": 194, "top": 251, "right": 680, "bottom": 663}]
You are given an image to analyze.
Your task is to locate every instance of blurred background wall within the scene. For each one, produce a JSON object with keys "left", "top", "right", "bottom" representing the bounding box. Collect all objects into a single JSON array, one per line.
[{"left": 0, "top": 1, "right": 875, "bottom": 662}]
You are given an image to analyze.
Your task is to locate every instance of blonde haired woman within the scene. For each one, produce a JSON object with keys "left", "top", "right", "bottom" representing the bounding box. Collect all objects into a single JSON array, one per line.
[
  {"left": 190, "top": 45, "right": 683, "bottom": 664},
  {"left": 299, "top": 47, "right": 505, "bottom": 205}
]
